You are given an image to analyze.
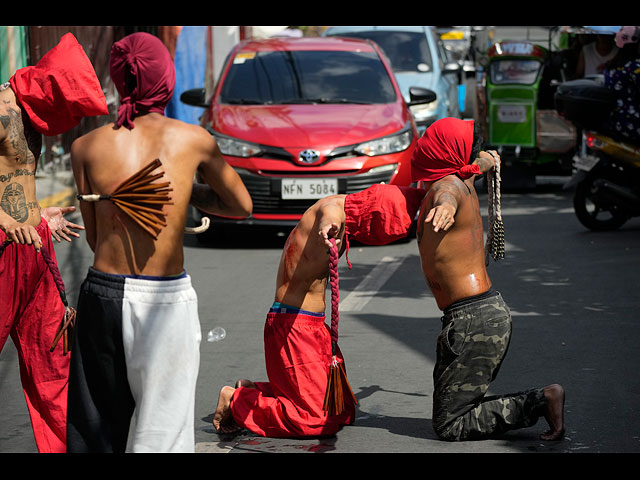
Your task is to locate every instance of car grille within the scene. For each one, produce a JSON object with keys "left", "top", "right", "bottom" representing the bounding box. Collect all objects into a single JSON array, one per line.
[{"left": 237, "top": 168, "right": 397, "bottom": 215}]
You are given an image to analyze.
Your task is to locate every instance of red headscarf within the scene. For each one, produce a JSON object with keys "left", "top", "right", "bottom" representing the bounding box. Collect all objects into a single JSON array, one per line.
[
  {"left": 109, "top": 32, "right": 176, "bottom": 129},
  {"left": 9, "top": 32, "right": 108, "bottom": 136},
  {"left": 411, "top": 118, "right": 481, "bottom": 183},
  {"left": 345, "top": 184, "right": 425, "bottom": 247}
]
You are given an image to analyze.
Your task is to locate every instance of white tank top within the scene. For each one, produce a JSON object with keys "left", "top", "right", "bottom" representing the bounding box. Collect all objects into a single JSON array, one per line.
[{"left": 583, "top": 42, "right": 618, "bottom": 76}]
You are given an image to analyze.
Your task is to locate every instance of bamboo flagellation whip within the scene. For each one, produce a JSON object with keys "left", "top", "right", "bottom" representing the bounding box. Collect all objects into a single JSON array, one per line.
[
  {"left": 77, "top": 158, "right": 173, "bottom": 239},
  {"left": 323, "top": 237, "right": 358, "bottom": 416},
  {"left": 485, "top": 150, "right": 505, "bottom": 265}
]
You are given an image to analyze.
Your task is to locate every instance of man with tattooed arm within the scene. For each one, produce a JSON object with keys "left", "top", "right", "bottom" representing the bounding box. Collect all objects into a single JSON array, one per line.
[
  {"left": 412, "top": 118, "right": 565, "bottom": 442},
  {"left": 0, "top": 33, "right": 108, "bottom": 453}
]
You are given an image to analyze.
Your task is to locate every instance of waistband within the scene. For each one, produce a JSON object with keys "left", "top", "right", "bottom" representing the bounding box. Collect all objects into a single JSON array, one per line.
[
  {"left": 269, "top": 302, "right": 325, "bottom": 317},
  {"left": 85, "top": 266, "right": 191, "bottom": 294},
  {"left": 443, "top": 287, "right": 498, "bottom": 314},
  {"left": 0, "top": 217, "right": 49, "bottom": 244}
]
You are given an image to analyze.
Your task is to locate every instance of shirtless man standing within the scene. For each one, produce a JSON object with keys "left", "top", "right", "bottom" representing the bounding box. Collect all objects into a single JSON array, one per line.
[
  {"left": 66, "top": 32, "right": 252, "bottom": 453},
  {"left": 413, "top": 118, "right": 565, "bottom": 442},
  {"left": 213, "top": 184, "right": 425, "bottom": 437},
  {"left": 0, "top": 33, "right": 107, "bottom": 453}
]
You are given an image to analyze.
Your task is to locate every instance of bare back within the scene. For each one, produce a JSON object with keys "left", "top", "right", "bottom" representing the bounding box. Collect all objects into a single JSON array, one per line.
[
  {"left": 275, "top": 195, "right": 346, "bottom": 313},
  {"left": 417, "top": 175, "right": 491, "bottom": 310},
  {"left": 71, "top": 113, "right": 250, "bottom": 276}
]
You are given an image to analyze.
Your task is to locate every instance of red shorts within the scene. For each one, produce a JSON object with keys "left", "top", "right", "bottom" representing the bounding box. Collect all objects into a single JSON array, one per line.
[
  {"left": 0, "top": 218, "right": 69, "bottom": 452},
  {"left": 230, "top": 309, "right": 355, "bottom": 437}
]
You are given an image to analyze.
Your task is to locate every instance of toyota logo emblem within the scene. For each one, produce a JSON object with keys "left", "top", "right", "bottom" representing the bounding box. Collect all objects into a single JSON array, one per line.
[{"left": 298, "top": 149, "right": 321, "bottom": 164}]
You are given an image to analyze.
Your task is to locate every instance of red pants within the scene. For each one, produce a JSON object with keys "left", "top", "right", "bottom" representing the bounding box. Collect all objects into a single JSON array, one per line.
[
  {"left": 230, "top": 309, "right": 355, "bottom": 438},
  {"left": 0, "top": 218, "right": 69, "bottom": 453}
]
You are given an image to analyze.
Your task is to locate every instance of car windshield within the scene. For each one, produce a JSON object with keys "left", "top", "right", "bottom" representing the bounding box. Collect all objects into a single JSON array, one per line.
[
  {"left": 219, "top": 49, "right": 397, "bottom": 105},
  {"left": 490, "top": 59, "right": 542, "bottom": 85},
  {"left": 331, "top": 30, "right": 433, "bottom": 73}
]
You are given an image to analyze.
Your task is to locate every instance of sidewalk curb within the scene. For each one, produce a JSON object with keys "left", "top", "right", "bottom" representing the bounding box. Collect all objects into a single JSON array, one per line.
[{"left": 39, "top": 186, "right": 77, "bottom": 209}]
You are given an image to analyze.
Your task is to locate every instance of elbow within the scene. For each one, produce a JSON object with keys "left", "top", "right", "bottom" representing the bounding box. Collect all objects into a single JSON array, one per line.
[{"left": 237, "top": 193, "right": 253, "bottom": 218}]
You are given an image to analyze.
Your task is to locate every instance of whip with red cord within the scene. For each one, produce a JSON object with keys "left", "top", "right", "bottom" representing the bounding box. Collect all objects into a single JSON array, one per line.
[{"left": 323, "top": 237, "right": 357, "bottom": 416}]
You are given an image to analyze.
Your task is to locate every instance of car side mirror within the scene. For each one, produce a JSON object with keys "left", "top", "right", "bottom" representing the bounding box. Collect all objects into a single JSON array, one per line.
[
  {"left": 180, "top": 88, "right": 209, "bottom": 108},
  {"left": 442, "top": 62, "right": 461, "bottom": 74},
  {"left": 408, "top": 86, "right": 437, "bottom": 106}
]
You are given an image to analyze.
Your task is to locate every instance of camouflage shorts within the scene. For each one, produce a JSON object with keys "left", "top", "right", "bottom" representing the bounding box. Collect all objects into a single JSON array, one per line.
[{"left": 432, "top": 290, "right": 546, "bottom": 441}]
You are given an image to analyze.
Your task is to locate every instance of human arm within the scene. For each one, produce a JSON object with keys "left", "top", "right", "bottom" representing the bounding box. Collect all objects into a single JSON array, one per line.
[
  {"left": 41, "top": 205, "right": 84, "bottom": 242},
  {"left": 471, "top": 150, "right": 499, "bottom": 174},
  {"left": 194, "top": 138, "right": 252, "bottom": 218},
  {"left": 424, "top": 179, "right": 465, "bottom": 233},
  {"left": 317, "top": 196, "right": 346, "bottom": 249}
]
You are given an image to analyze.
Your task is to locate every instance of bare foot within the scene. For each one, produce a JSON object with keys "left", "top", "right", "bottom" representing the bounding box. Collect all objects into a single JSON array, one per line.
[
  {"left": 213, "top": 386, "right": 240, "bottom": 434},
  {"left": 235, "top": 378, "right": 257, "bottom": 389},
  {"left": 540, "top": 384, "right": 565, "bottom": 441}
]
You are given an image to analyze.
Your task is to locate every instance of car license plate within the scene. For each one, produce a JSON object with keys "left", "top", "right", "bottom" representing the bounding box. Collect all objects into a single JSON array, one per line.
[
  {"left": 574, "top": 154, "right": 600, "bottom": 172},
  {"left": 281, "top": 178, "right": 338, "bottom": 199},
  {"left": 497, "top": 105, "right": 526, "bottom": 123}
]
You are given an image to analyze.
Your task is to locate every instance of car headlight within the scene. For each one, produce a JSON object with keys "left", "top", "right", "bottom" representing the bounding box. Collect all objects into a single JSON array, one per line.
[
  {"left": 212, "top": 132, "right": 262, "bottom": 158},
  {"left": 354, "top": 129, "right": 412, "bottom": 157}
]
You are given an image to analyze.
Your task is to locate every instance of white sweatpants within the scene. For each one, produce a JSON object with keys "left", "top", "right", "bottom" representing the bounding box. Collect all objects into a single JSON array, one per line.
[{"left": 121, "top": 275, "right": 201, "bottom": 453}]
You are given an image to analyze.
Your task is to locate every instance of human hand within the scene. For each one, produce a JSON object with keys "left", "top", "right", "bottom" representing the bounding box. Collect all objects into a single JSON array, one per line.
[
  {"left": 425, "top": 204, "right": 456, "bottom": 233},
  {"left": 319, "top": 221, "right": 341, "bottom": 249},
  {"left": 41, "top": 206, "right": 84, "bottom": 243},
  {"left": 476, "top": 150, "right": 500, "bottom": 173},
  {"left": 0, "top": 219, "right": 42, "bottom": 252}
]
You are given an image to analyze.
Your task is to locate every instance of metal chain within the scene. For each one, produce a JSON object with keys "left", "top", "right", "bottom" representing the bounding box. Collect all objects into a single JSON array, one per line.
[{"left": 485, "top": 150, "right": 505, "bottom": 265}]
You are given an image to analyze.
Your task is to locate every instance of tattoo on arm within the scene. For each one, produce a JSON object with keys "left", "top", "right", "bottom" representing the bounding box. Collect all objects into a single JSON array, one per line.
[
  {"left": 473, "top": 155, "right": 494, "bottom": 174},
  {"left": 432, "top": 182, "right": 460, "bottom": 210},
  {"left": 2, "top": 107, "right": 41, "bottom": 165}
]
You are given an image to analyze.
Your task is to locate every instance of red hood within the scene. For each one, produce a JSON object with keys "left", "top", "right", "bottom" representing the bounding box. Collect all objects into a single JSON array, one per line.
[{"left": 211, "top": 103, "right": 408, "bottom": 152}]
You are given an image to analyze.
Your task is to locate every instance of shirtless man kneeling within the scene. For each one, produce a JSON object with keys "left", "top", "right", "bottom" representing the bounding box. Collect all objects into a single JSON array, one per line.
[{"left": 412, "top": 118, "right": 565, "bottom": 442}]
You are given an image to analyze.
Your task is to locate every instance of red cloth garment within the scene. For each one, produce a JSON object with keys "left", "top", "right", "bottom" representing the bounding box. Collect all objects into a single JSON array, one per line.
[
  {"left": 0, "top": 218, "right": 69, "bottom": 453},
  {"left": 230, "top": 310, "right": 355, "bottom": 437},
  {"left": 344, "top": 183, "right": 426, "bottom": 246},
  {"left": 411, "top": 117, "right": 480, "bottom": 183},
  {"left": 9, "top": 33, "right": 108, "bottom": 136},
  {"left": 109, "top": 32, "right": 176, "bottom": 129}
]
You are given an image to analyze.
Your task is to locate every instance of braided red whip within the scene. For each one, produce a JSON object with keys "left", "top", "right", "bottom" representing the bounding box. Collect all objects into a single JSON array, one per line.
[
  {"left": 328, "top": 237, "right": 340, "bottom": 348},
  {"left": 40, "top": 246, "right": 76, "bottom": 355},
  {"left": 323, "top": 237, "right": 357, "bottom": 415},
  {"left": 0, "top": 240, "right": 75, "bottom": 355}
]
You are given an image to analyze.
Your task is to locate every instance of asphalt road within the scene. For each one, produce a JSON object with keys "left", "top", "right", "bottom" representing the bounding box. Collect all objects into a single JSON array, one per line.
[{"left": 3, "top": 181, "right": 639, "bottom": 454}]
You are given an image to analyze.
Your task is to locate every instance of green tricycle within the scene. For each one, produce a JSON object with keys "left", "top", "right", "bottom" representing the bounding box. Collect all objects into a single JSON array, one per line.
[{"left": 475, "top": 31, "right": 579, "bottom": 188}]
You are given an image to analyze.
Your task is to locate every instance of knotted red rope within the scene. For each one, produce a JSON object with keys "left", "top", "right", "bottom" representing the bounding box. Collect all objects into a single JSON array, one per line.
[
  {"left": 40, "top": 246, "right": 76, "bottom": 355},
  {"left": 328, "top": 237, "right": 340, "bottom": 348},
  {"left": 323, "top": 237, "right": 357, "bottom": 415},
  {"left": 0, "top": 240, "right": 75, "bottom": 355}
]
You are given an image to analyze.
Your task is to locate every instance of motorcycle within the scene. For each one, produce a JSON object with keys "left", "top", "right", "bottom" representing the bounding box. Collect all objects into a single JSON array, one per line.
[{"left": 556, "top": 78, "right": 640, "bottom": 230}]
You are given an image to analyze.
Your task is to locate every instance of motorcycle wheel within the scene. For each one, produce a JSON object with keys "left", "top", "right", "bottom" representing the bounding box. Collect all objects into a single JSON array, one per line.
[{"left": 573, "top": 175, "right": 629, "bottom": 231}]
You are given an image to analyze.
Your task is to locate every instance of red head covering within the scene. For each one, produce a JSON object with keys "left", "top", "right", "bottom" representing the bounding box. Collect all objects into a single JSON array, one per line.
[
  {"left": 9, "top": 33, "right": 108, "bottom": 136},
  {"left": 411, "top": 117, "right": 480, "bottom": 183},
  {"left": 109, "top": 32, "right": 176, "bottom": 130},
  {"left": 344, "top": 184, "right": 425, "bottom": 246}
]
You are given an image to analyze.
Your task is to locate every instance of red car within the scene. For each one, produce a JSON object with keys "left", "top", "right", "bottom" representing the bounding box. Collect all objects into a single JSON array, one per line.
[{"left": 182, "top": 37, "right": 435, "bottom": 228}]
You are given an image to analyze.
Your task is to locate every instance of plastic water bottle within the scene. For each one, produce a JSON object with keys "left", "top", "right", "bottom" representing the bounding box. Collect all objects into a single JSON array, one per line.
[{"left": 207, "top": 327, "right": 226, "bottom": 343}]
